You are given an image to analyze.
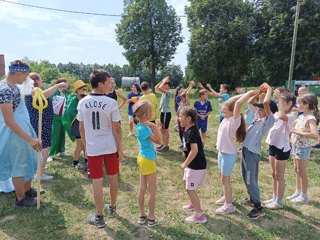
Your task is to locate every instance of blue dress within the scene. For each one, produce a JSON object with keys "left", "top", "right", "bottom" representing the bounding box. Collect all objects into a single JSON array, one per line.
[
  {"left": 25, "top": 94, "right": 54, "bottom": 148},
  {"left": 0, "top": 81, "right": 38, "bottom": 182}
]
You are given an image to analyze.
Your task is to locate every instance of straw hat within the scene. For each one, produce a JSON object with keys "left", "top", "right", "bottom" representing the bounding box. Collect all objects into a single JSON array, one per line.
[{"left": 73, "top": 80, "right": 88, "bottom": 92}]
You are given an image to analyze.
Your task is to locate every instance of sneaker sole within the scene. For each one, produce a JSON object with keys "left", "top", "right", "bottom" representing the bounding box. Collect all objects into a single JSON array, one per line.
[
  {"left": 247, "top": 212, "right": 265, "bottom": 220},
  {"left": 185, "top": 219, "right": 207, "bottom": 224}
]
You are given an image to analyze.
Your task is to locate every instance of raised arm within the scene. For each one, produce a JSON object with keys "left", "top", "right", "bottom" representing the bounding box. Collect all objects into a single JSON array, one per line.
[
  {"left": 274, "top": 89, "right": 288, "bottom": 122},
  {"left": 206, "top": 84, "right": 223, "bottom": 98},
  {"left": 234, "top": 90, "right": 259, "bottom": 118},
  {"left": 155, "top": 76, "right": 170, "bottom": 94},
  {"left": 40, "top": 82, "right": 68, "bottom": 99},
  {"left": 115, "top": 90, "right": 127, "bottom": 109},
  {"left": 261, "top": 83, "right": 273, "bottom": 116}
]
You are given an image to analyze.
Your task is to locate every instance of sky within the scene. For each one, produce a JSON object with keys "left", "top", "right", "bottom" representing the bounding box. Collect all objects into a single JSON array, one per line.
[{"left": 0, "top": 0, "right": 190, "bottom": 74}]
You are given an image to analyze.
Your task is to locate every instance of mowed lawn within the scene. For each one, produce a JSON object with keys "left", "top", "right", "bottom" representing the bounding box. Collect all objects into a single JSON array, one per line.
[{"left": 0, "top": 91, "right": 320, "bottom": 240}]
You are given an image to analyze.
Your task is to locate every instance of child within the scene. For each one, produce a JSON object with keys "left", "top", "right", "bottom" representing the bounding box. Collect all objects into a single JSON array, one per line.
[
  {"left": 0, "top": 60, "right": 42, "bottom": 207},
  {"left": 194, "top": 89, "right": 213, "bottom": 145},
  {"left": 174, "top": 86, "right": 183, "bottom": 131},
  {"left": 241, "top": 83, "right": 278, "bottom": 219},
  {"left": 63, "top": 80, "right": 88, "bottom": 171},
  {"left": 177, "top": 81, "right": 194, "bottom": 147},
  {"left": 139, "top": 82, "right": 158, "bottom": 123},
  {"left": 264, "top": 89, "right": 296, "bottom": 209},
  {"left": 133, "top": 100, "right": 162, "bottom": 228},
  {"left": 78, "top": 69, "right": 123, "bottom": 228},
  {"left": 155, "top": 76, "right": 172, "bottom": 153},
  {"left": 179, "top": 106, "right": 207, "bottom": 224},
  {"left": 215, "top": 90, "right": 257, "bottom": 214},
  {"left": 205, "top": 83, "right": 230, "bottom": 122},
  {"left": 288, "top": 93, "right": 320, "bottom": 203},
  {"left": 127, "top": 83, "right": 141, "bottom": 136},
  {"left": 106, "top": 77, "right": 127, "bottom": 109}
]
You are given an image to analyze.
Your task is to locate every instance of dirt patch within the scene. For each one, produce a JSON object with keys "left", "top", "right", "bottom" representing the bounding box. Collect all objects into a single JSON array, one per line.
[{"left": 0, "top": 214, "right": 17, "bottom": 222}]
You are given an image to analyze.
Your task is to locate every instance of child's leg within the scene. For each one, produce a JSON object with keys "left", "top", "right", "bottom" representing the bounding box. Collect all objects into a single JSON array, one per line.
[
  {"left": 296, "top": 159, "right": 308, "bottom": 194},
  {"left": 92, "top": 178, "right": 104, "bottom": 215},
  {"left": 129, "top": 120, "right": 134, "bottom": 135},
  {"left": 74, "top": 139, "right": 83, "bottom": 161},
  {"left": 12, "top": 177, "right": 25, "bottom": 200},
  {"left": 24, "top": 180, "right": 32, "bottom": 192},
  {"left": 275, "top": 159, "right": 287, "bottom": 198},
  {"left": 269, "top": 155, "right": 276, "bottom": 196},
  {"left": 108, "top": 174, "right": 118, "bottom": 208},
  {"left": 40, "top": 147, "right": 50, "bottom": 176},
  {"left": 138, "top": 174, "right": 147, "bottom": 217},
  {"left": 161, "top": 129, "right": 169, "bottom": 147},
  {"left": 146, "top": 172, "right": 157, "bottom": 220},
  {"left": 201, "top": 132, "right": 206, "bottom": 145},
  {"left": 187, "top": 190, "right": 202, "bottom": 213},
  {"left": 221, "top": 176, "right": 232, "bottom": 204},
  {"left": 293, "top": 158, "right": 301, "bottom": 192}
]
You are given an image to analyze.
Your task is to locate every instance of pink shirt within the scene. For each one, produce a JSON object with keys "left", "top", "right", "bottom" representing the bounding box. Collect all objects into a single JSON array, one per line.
[
  {"left": 266, "top": 112, "right": 295, "bottom": 152},
  {"left": 216, "top": 116, "right": 241, "bottom": 154}
]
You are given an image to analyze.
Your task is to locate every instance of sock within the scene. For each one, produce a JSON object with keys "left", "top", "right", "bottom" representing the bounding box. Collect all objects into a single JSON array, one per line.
[
  {"left": 276, "top": 196, "right": 283, "bottom": 205},
  {"left": 73, "top": 160, "right": 79, "bottom": 166},
  {"left": 96, "top": 214, "right": 103, "bottom": 218},
  {"left": 300, "top": 192, "right": 308, "bottom": 198},
  {"left": 196, "top": 212, "right": 203, "bottom": 217},
  {"left": 272, "top": 193, "right": 276, "bottom": 201},
  {"left": 294, "top": 189, "right": 301, "bottom": 196}
]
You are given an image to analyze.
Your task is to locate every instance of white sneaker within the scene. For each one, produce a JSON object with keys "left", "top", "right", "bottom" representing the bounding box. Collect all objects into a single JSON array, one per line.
[
  {"left": 40, "top": 172, "right": 54, "bottom": 181},
  {"left": 286, "top": 192, "right": 300, "bottom": 201},
  {"left": 47, "top": 156, "right": 53, "bottom": 162},
  {"left": 291, "top": 196, "right": 308, "bottom": 204},
  {"left": 265, "top": 201, "right": 283, "bottom": 210},
  {"left": 58, "top": 152, "right": 70, "bottom": 157},
  {"left": 215, "top": 196, "right": 225, "bottom": 205},
  {"left": 262, "top": 198, "right": 275, "bottom": 205}
]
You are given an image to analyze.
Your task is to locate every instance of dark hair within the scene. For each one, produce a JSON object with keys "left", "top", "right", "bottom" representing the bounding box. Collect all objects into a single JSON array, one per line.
[
  {"left": 140, "top": 82, "right": 149, "bottom": 91},
  {"left": 131, "top": 83, "right": 141, "bottom": 93},
  {"left": 56, "top": 78, "right": 67, "bottom": 84},
  {"left": 223, "top": 100, "right": 246, "bottom": 143},
  {"left": 199, "top": 89, "right": 207, "bottom": 97},
  {"left": 276, "top": 87, "right": 291, "bottom": 94},
  {"left": 281, "top": 92, "right": 296, "bottom": 111},
  {"left": 29, "top": 72, "right": 41, "bottom": 87},
  {"left": 90, "top": 69, "right": 111, "bottom": 88},
  {"left": 180, "top": 106, "right": 198, "bottom": 125},
  {"left": 174, "top": 86, "right": 183, "bottom": 109},
  {"left": 298, "top": 93, "right": 320, "bottom": 125},
  {"left": 221, "top": 84, "right": 230, "bottom": 93}
]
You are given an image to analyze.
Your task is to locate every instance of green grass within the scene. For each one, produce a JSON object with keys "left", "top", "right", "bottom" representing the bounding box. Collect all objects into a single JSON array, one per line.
[{"left": 1, "top": 92, "right": 320, "bottom": 240}]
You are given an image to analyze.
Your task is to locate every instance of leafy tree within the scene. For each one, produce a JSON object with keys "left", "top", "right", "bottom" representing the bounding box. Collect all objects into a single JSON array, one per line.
[
  {"left": 116, "top": 0, "right": 183, "bottom": 88},
  {"left": 28, "top": 60, "right": 60, "bottom": 86},
  {"left": 186, "top": 0, "right": 256, "bottom": 88},
  {"left": 158, "top": 64, "right": 184, "bottom": 88}
]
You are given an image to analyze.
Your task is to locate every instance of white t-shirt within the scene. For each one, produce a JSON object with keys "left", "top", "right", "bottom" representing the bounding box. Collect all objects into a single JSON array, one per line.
[
  {"left": 52, "top": 95, "right": 66, "bottom": 115},
  {"left": 77, "top": 93, "right": 121, "bottom": 156},
  {"left": 266, "top": 112, "right": 295, "bottom": 152}
]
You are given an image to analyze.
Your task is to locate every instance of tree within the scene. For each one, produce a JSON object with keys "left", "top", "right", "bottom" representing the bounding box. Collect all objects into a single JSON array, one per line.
[
  {"left": 116, "top": 0, "right": 183, "bottom": 89},
  {"left": 186, "top": 0, "right": 256, "bottom": 88},
  {"left": 158, "top": 64, "right": 184, "bottom": 88}
]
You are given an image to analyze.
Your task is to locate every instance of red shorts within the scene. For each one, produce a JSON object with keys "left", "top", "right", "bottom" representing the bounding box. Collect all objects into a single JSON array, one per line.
[{"left": 87, "top": 152, "right": 119, "bottom": 179}]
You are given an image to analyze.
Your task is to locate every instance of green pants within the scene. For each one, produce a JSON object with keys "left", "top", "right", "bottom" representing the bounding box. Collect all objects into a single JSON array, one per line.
[{"left": 49, "top": 115, "right": 66, "bottom": 156}]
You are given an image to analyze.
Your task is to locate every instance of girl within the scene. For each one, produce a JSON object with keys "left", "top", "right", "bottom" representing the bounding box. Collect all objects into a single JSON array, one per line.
[
  {"left": 127, "top": 83, "right": 141, "bottom": 136},
  {"left": 0, "top": 60, "right": 42, "bottom": 207},
  {"left": 264, "top": 89, "right": 296, "bottom": 209},
  {"left": 215, "top": 90, "right": 257, "bottom": 214},
  {"left": 179, "top": 106, "right": 207, "bottom": 224},
  {"left": 177, "top": 81, "right": 194, "bottom": 147},
  {"left": 106, "top": 77, "right": 127, "bottom": 109},
  {"left": 26, "top": 73, "right": 68, "bottom": 181},
  {"left": 133, "top": 100, "right": 162, "bottom": 228},
  {"left": 288, "top": 93, "right": 319, "bottom": 204},
  {"left": 174, "top": 86, "right": 183, "bottom": 131}
]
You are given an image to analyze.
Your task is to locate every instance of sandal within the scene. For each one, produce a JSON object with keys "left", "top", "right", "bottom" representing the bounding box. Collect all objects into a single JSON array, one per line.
[
  {"left": 147, "top": 218, "right": 159, "bottom": 228},
  {"left": 138, "top": 216, "right": 147, "bottom": 225}
]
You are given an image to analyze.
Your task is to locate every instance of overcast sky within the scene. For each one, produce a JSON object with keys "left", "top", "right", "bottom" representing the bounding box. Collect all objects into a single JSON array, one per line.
[{"left": 0, "top": 0, "right": 190, "bottom": 74}]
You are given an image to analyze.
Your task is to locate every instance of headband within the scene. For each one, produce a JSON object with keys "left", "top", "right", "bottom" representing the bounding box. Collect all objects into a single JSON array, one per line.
[{"left": 9, "top": 65, "right": 30, "bottom": 73}]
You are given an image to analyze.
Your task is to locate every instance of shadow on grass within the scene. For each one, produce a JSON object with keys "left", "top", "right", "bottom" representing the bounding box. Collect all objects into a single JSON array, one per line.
[{"left": 0, "top": 202, "right": 83, "bottom": 240}]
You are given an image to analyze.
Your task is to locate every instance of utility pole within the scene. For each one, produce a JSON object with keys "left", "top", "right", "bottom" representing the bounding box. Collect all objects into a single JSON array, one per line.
[{"left": 288, "top": 0, "right": 301, "bottom": 91}]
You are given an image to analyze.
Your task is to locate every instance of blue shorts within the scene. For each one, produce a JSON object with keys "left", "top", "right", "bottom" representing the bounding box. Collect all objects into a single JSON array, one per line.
[
  {"left": 291, "top": 146, "right": 312, "bottom": 160},
  {"left": 218, "top": 151, "right": 237, "bottom": 177},
  {"left": 197, "top": 119, "right": 208, "bottom": 133}
]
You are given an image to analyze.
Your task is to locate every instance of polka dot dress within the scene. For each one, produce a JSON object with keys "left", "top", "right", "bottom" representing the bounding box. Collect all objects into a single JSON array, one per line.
[{"left": 25, "top": 95, "right": 54, "bottom": 148}]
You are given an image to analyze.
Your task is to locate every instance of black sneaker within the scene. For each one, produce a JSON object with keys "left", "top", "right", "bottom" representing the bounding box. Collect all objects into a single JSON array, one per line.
[
  {"left": 87, "top": 214, "right": 106, "bottom": 228},
  {"left": 157, "top": 146, "right": 169, "bottom": 153},
  {"left": 156, "top": 145, "right": 164, "bottom": 150},
  {"left": 72, "top": 163, "right": 86, "bottom": 171},
  {"left": 247, "top": 208, "right": 265, "bottom": 220},
  {"left": 25, "top": 188, "right": 46, "bottom": 198},
  {"left": 107, "top": 205, "right": 116, "bottom": 218},
  {"left": 312, "top": 143, "right": 320, "bottom": 149},
  {"left": 15, "top": 197, "right": 37, "bottom": 208}
]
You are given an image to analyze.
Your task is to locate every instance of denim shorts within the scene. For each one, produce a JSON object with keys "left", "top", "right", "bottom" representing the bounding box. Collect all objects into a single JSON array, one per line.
[
  {"left": 291, "top": 146, "right": 312, "bottom": 160},
  {"left": 218, "top": 151, "right": 237, "bottom": 176}
]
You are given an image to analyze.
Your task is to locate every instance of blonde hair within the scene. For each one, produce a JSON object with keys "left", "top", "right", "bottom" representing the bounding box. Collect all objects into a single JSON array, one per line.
[{"left": 132, "top": 100, "right": 152, "bottom": 124}]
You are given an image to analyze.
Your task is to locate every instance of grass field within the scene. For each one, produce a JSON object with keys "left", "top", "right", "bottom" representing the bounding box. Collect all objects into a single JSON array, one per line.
[{"left": 0, "top": 91, "right": 320, "bottom": 240}]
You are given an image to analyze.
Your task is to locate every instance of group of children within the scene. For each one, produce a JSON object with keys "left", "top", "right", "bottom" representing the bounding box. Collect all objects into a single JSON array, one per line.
[{"left": 1, "top": 60, "right": 319, "bottom": 228}]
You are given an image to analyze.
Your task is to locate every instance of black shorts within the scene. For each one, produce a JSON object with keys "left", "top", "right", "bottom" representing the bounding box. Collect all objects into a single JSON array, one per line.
[
  {"left": 160, "top": 112, "right": 172, "bottom": 129},
  {"left": 71, "top": 119, "right": 81, "bottom": 139},
  {"left": 269, "top": 145, "right": 291, "bottom": 160}
]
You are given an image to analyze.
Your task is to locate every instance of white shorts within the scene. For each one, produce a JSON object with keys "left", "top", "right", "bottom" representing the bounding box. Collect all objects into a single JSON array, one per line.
[
  {"left": 183, "top": 168, "right": 206, "bottom": 190},
  {"left": 128, "top": 116, "right": 134, "bottom": 122}
]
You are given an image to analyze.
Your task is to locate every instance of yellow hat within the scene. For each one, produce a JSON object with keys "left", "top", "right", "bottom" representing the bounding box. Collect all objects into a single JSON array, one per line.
[{"left": 73, "top": 80, "right": 88, "bottom": 92}]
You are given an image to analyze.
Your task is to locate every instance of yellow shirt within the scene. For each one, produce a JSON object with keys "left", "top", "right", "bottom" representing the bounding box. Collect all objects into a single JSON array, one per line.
[{"left": 140, "top": 92, "right": 158, "bottom": 121}]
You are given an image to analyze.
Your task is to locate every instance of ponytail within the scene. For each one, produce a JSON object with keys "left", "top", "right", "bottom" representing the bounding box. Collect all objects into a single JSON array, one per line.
[
  {"left": 312, "top": 107, "right": 320, "bottom": 126},
  {"left": 236, "top": 113, "right": 246, "bottom": 143}
]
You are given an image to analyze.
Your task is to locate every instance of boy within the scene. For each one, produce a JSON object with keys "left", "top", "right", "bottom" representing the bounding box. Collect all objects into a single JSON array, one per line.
[
  {"left": 139, "top": 82, "right": 158, "bottom": 123},
  {"left": 194, "top": 89, "right": 212, "bottom": 145},
  {"left": 155, "top": 76, "right": 172, "bottom": 152},
  {"left": 241, "top": 83, "right": 277, "bottom": 219},
  {"left": 77, "top": 69, "right": 123, "bottom": 228}
]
